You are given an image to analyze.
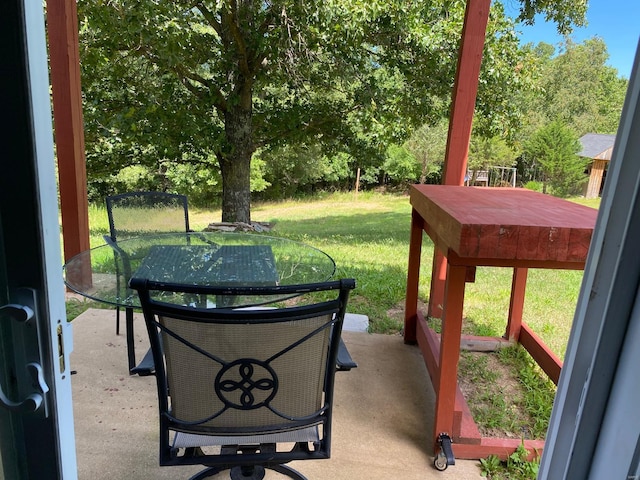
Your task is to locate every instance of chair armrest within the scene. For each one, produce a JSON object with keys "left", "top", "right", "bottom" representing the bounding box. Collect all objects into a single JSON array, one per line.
[
  {"left": 336, "top": 338, "right": 357, "bottom": 371},
  {"left": 103, "top": 235, "right": 136, "bottom": 280}
]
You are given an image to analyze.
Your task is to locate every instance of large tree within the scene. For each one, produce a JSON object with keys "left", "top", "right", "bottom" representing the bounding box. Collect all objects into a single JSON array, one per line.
[
  {"left": 523, "top": 120, "right": 587, "bottom": 196},
  {"left": 404, "top": 120, "right": 448, "bottom": 184},
  {"left": 516, "top": 37, "right": 628, "bottom": 140},
  {"left": 79, "top": 0, "right": 586, "bottom": 221},
  {"left": 542, "top": 37, "right": 628, "bottom": 135}
]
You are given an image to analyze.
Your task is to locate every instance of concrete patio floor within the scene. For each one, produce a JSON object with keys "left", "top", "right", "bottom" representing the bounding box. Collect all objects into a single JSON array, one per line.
[{"left": 70, "top": 308, "right": 483, "bottom": 479}]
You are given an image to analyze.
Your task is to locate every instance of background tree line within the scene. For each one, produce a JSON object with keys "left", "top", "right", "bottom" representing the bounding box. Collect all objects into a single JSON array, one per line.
[{"left": 77, "top": 0, "right": 625, "bottom": 212}]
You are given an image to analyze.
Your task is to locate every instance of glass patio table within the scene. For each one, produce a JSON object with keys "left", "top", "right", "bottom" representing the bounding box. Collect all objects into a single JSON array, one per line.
[
  {"left": 63, "top": 231, "right": 337, "bottom": 307},
  {"left": 62, "top": 231, "right": 355, "bottom": 374}
]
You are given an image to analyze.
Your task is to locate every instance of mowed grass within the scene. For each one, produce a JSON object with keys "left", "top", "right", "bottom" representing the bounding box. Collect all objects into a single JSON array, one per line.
[
  {"left": 82, "top": 190, "right": 599, "bottom": 358},
  {"left": 83, "top": 191, "right": 425, "bottom": 332},
  {"left": 77, "top": 190, "right": 601, "bottom": 445}
]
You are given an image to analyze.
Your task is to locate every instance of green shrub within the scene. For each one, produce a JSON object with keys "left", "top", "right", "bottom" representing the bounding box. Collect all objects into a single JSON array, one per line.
[{"left": 523, "top": 181, "right": 543, "bottom": 192}]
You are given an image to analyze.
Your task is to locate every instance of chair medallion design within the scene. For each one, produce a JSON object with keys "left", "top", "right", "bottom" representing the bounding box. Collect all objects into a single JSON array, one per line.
[{"left": 216, "top": 360, "right": 278, "bottom": 410}]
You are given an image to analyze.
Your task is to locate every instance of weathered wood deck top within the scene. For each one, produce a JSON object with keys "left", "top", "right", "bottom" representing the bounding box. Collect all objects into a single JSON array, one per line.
[{"left": 410, "top": 185, "right": 598, "bottom": 262}]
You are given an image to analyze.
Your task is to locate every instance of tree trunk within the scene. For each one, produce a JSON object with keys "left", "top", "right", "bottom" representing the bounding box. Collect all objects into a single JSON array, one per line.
[{"left": 220, "top": 105, "right": 253, "bottom": 223}]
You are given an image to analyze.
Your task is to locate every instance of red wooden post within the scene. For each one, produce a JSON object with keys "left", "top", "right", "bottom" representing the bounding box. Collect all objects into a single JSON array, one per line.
[
  {"left": 442, "top": 0, "right": 492, "bottom": 185},
  {"left": 519, "top": 323, "right": 563, "bottom": 384},
  {"left": 505, "top": 267, "right": 528, "bottom": 341},
  {"left": 404, "top": 209, "right": 425, "bottom": 344},
  {"left": 433, "top": 264, "right": 467, "bottom": 444},
  {"left": 428, "top": 251, "right": 447, "bottom": 319},
  {"left": 430, "top": 0, "right": 491, "bottom": 318},
  {"left": 47, "top": 0, "right": 91, "bottom": 265}
]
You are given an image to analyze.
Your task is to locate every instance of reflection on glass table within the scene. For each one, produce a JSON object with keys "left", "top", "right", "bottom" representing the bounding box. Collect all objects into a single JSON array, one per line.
[
  {"left": 64, "top": 232, "right": 336, "bottom": 308},
  {"left": 62, "top": 232, "right": 357, "bottom": 375}
]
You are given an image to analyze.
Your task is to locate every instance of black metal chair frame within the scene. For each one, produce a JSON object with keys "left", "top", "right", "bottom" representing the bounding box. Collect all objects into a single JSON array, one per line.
[
  {"left": 104, "top": 191, "right": 190, "bottom": 375},
  {"left": 130, "top": 278, "right": 356, "bottom": 480}
]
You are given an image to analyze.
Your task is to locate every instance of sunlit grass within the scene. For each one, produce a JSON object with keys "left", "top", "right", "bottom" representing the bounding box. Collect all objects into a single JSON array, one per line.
[
  {"left": 249, "top": 192, "right": 420, "bottom": 331},
  {"left": 463, "top": 267, "right": 583, "bottom": 360},
  {"left": 83, "top": 190, "right": 596, "bottom": 343},
  {"left": 76, "top": 190, "right": 600, "bottom": 445}
]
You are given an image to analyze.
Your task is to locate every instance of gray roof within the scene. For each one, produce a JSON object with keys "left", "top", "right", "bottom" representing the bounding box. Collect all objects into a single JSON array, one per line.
[{"left": 579, "top": 133, "right": 616, "bottom": 159}]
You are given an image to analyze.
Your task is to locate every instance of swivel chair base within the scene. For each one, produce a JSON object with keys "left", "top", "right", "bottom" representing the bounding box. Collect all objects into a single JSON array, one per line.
[{"left": 190, "top": 463, "right": 308, "bottom": 480}]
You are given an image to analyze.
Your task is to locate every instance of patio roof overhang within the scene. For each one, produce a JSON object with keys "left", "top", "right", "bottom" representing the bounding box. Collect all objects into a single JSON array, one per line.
[{"left": 49, "top": 0, "right": 490, "bottom": 261}]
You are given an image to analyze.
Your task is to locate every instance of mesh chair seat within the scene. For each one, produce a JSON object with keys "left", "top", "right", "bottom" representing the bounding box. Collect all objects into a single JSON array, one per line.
[{"left": 172, "top": 426, "right": 320, "bottom": 449}]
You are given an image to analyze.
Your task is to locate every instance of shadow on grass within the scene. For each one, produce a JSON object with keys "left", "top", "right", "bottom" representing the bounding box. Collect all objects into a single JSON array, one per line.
[
  {"left": 268, "top": 211, "right": 413, "bottom": 245},
  {"left": 66, "top": 297, "right": 113, "bottom": 321}
]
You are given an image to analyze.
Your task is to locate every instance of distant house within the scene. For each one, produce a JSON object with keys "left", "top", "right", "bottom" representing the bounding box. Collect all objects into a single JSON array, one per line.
[{"left": 579, "top": 133, "right": 616, "bottom": 198}]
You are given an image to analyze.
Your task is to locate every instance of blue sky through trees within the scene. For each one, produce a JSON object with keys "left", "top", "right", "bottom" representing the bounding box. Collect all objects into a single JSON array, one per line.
[{"left": 505, "top": 0, "right": 639, "bottom": 78}]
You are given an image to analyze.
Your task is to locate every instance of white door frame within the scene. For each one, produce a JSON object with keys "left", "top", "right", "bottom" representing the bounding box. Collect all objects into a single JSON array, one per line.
[{"left": 0, "top": 0, "right": 77, "bottom": 478}]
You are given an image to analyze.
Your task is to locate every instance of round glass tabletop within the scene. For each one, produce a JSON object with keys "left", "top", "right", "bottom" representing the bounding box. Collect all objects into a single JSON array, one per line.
[{"left": 63, "top": 232, "right": 336, "bottom": 308}]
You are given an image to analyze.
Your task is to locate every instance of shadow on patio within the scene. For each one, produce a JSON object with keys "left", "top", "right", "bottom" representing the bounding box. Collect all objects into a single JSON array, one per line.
[{"left": 70, "top": 308, "right": 482, "bottom": 479}]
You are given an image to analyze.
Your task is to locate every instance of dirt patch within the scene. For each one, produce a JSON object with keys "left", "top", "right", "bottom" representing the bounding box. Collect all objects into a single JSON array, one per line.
[
  {"left": 386, "top": 299, "right": 429, "bottom": 323},
  {"left": 388, "top": 300, "right": 537, "bottom": 439},
  {"left": 457, "top": 351, "right": 535, "bottom": 439}
]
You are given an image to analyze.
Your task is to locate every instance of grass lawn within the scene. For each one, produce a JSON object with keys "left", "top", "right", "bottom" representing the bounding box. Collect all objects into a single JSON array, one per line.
[
  {"left": 71, "top": 189, "right": 601, "bottom": 456},
  {"left": 81, "top": 191, "right": 422, "bottom": 333},
  {"left": 79, "top": 190, "right": 600, "bottom": 352}
]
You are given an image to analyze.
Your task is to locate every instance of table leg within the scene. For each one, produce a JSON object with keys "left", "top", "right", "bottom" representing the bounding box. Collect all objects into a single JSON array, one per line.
[
  {"left": 433, "top": 263, "right": 466, "bottom": 445},
  {"left": 505, "top": 267, "right": 528, "bottom": 342},
  {"left": 404, "top": 209, "right": 424, "bottom": 344},
  {"left": 428, "top": 251, "right": 447, "bottom": 319},
  {"left": 125, "top": 306, "right": 136, "bottom": 373},
  {"left": 125, "top": 308, "right": 157, "bottom": 376}
]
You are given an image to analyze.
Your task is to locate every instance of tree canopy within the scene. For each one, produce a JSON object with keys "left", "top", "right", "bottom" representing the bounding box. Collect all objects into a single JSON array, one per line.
[
  {"left": 513, "top": 0, "right": 587, "bottom": 34},
  {"left": 523, "top": 120, "right": 587, "bottom": 197},
  {"left": 78, "top": 0, "right": 589, "bottom": 219},
  {"left": 521, "top": 37, "right": 628, "bottom": 137}
]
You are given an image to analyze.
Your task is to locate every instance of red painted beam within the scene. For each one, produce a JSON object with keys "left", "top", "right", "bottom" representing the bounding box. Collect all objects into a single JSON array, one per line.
[
  {"left": 432, "top": 264, "right": 467, "bottom": 446},
  {"left": 453, "top": 438, "right": 545, "bottom": 461},
  {"left": 453, "top": 388, "right": 482, "bottom": 444},
  {"left": 506, "top": 267, "right": 528, "bottom": 341},
  {"left": 428, "top": 251, "right": 447, "bottom": 319},
  {"left": 430, "top": 0, "right": 491, "bottom": 318},
  {"left": 519, "top": 322, "right": 563, "bottom": 385},
  {"left": 442, "top": 0, "right": 492, "bottom": 186},
  {"left": 415, "top": 315, "right": 482, "bottom": 445},
  {"left": 416, "top": 312, "right": 440, "bottom": 383},
  {"left": 404, "top": 210, "right": 425, "bottom": 344},
  {"left": 47, "top": 0, "right": 90, "bottom": 263}
]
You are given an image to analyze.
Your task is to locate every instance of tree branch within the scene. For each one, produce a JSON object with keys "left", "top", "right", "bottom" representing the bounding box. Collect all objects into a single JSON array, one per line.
[
  {"left": 254, "top": 104, "right": 363, "bottom": 149},
  {"left": 223, "top": 5, "right": 251, "bottom": 79},
  {"left": 123, "top": 40, "right": 229, "bottom": 116},
  {"left": 196, "top": 2, "right": 223, "bottom": 37},
  {"left": 173, "top": 64, "right": 228, "bottom": 114}
]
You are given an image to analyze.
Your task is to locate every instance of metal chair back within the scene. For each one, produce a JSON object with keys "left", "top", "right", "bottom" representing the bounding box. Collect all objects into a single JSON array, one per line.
[
  {"left": 130, "top": 278, "right": 355, "bottom": 479},
  {"left": 104, "top": 191, "right": 190, "bottom": 372},
  {"left": 105, "top": 191, "right": 190, "bottom": 241}
]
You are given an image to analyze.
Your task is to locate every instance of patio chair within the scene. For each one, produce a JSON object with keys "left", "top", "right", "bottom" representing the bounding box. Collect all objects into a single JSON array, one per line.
[
  {"left": 129, "top": 277, "right": 356, "bottom": 480},
  {"left": 104, "top": 191, "right": 190, "bottom": 374}
]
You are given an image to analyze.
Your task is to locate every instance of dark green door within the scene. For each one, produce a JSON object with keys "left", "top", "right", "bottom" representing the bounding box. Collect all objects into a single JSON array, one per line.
[{"left": 0, "top": 0, "right": 77, "bottom": 478}]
